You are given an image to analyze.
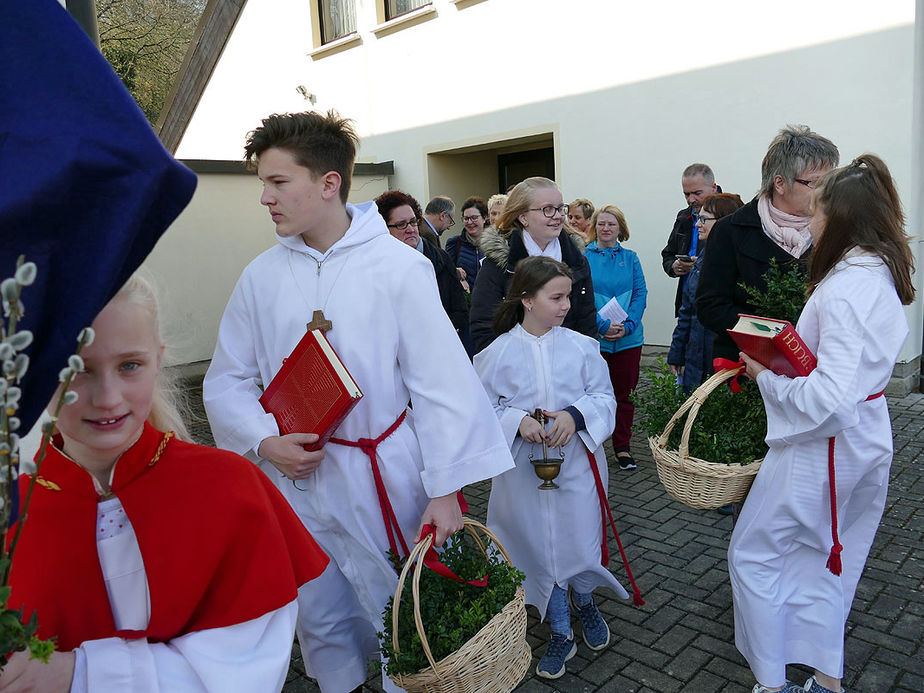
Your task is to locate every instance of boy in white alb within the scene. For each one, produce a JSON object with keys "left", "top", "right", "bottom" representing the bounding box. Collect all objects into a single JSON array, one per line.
[{"left": 203, "top": 111, "right": 514, "bottom": 693}]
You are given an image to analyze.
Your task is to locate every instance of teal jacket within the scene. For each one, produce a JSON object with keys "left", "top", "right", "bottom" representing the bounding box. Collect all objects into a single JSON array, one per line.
[{"left": 584, "top": 241, "right": 647, "bottom": 353}]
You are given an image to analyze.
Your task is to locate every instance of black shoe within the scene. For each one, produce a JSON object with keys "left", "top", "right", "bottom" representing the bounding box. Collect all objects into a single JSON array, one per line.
[{"left": 617, "top": 453, "right": 636, "bottom": 470}]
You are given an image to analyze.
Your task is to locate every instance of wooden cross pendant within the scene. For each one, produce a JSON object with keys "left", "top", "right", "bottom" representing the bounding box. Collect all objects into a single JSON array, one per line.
[{"left": 306, "top": 309, "right": 332, "bottom": 333}]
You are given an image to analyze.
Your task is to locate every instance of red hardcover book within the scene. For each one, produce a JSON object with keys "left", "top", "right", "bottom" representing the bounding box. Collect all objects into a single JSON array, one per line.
[
  {"left": 259, "top": 329, "right": 363, "bottom": 451},
  {"left": 727, "top": 314, "right": 817, "bottom": 378}
]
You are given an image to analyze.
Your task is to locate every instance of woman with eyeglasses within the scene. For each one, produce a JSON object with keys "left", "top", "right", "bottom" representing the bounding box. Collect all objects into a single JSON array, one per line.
[
  {"left": 583, "top": 204, "right": 648, "bottom": 470},
  {"left": 668, "top": 193, "right": 744, "bottom": 392},
  {"left": 697, "top": 125, "right": 840, "bottom": 361},
  {"left": 375, "top": 190, "right": 468, "bottom": 338},
  {"left": 445, "top": 196, "right": 488, "bottom": 293},
  {"left": 469, "top": 177, "right": 596, "bottom": 353}
]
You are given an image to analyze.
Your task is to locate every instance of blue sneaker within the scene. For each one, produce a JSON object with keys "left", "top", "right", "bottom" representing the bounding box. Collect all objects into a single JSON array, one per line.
[
  {"left": 751, "top": 682, "right": 805, "bottom": 693},
  {"left": 536, "top": 633, "right": 576, "bottom": 679},
  {"left": 803, "top": 677, "right": 840, "bottom": 693},
  {"left": 572, "top": 598, "right": 610, "bottom": 651}
]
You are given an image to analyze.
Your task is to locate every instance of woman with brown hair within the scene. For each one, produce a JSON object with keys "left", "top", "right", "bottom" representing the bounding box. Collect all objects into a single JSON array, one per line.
[
  {"left": 667, "top": 193, "right": 744, "bottom": 392},
  {"left": 731, "top": 154, "right": 914, "bottom": 693}
]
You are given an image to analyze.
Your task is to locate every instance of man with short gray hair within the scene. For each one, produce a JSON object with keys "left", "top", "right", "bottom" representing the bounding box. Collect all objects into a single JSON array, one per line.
[
  {"left": 421, "top": 195, "right": 455, "bottom": 245},
  {"left": 661, "top": 163, "right": 718, "bottom": 315}
]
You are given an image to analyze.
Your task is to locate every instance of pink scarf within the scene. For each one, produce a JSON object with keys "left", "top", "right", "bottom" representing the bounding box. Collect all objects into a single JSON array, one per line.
[{"left": 757, "top": 195, "right": 812, "bottom": 257}]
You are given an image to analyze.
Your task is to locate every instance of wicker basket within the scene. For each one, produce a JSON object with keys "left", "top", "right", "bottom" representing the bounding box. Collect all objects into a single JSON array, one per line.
[
  {"left": 388, "top": 518, "right": 531, "bottom": 693},
  {"left": 648, "top": 367, "right": 764, "bottom": 510}
]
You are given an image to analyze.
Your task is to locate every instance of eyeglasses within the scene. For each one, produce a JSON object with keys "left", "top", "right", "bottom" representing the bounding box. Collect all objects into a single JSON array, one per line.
[
  {"left": 793, "top": 178, "right": 818, "bottom": 189},
  {"left": 529, "top": 204, "right": 569, "bottom": 218},
  {"left": 695, "top": 214, "right": 717, "bottom": 223},
  {"left": 462, "top": 214, "right": 483, "bottom": 224},
  {"left": 387, "top": 218, "right": 419, "bottom": 231},
  {"left": 443, "top": 212, "right": 455, "bottom": 228}
]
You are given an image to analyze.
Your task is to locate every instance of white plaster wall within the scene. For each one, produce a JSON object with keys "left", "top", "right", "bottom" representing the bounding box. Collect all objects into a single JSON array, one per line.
[
  {"left": 173, "top": 0, "right": 920, "bottom": 362},
  {"left": 143, "top": 171, "right": 389, "bottom": 365}
]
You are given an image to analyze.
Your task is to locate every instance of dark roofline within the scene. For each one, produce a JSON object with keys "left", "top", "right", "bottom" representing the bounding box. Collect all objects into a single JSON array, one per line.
[
  {"left": 181, "top": 160, "right": 395, "bottom": 176},
  {"left": 157, "top": 0, "right": 247, "bottom": 153}
]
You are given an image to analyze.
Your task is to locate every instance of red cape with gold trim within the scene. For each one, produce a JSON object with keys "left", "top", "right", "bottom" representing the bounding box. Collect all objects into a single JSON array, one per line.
[{"left": 8, "top": 424, "right": 329, "bottom": 651}]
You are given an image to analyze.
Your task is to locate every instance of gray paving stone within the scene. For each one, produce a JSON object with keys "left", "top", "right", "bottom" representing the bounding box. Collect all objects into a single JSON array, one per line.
[{"left": 181, "top": 380, "right": 924, "bottom": 691}]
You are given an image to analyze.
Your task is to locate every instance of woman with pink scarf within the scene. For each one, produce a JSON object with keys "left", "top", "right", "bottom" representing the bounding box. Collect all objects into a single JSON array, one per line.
[{"left": 696, "top": 125, "right": 840, "bottom": 361}]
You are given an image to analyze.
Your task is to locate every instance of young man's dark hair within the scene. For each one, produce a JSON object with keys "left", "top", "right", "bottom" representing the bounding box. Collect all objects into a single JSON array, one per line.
[{"left": 244, "top": 110, "right": 358, "bottom": 203}]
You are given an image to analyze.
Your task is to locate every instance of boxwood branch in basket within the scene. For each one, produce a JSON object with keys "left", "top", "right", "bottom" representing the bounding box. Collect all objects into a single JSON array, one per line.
[
  {"left": 633, "top": 259, "right": 808, "bottom": 465},
  {"left": 380, "top": 533, "right": 525, "bottom": 676},
  {"left": 634, "top": 357, "right": 768, "bottom": 465}
]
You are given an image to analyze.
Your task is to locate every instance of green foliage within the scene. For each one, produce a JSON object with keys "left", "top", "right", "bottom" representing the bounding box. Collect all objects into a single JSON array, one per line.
[
  {"left": 634, "top": 257, "right": 810, "bottom": 465},
  {"left": 97, "top": 0, "right": 206, "bottom": 123},
  {"left": 0, "top": 559, "right": 54, "bottom": 669},
  {"left": 634, "top": 358, "right": 767, "bottom": 465},
  {"left": 741, "top": 258, "right": 807, "bottom": 325},
  {"left": 380, "top": 534, "right": 525, "bottom": 676}
]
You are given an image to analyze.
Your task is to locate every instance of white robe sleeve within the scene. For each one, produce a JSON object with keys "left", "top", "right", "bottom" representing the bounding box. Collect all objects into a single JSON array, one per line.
[
  {"left": 394, "top": 258, "right": 514, "bottom": 497},
  {"left": 74, "top": 600, "right": 298, "bottom": 693},
  {"left": 203, "top": 273, "right": 280, "bottom": 456},
  {"left": 756, "top": 284, "right": 887, "bottom": 446},
  {"left": 571, "top": 340, "right": 617, "bottom": 450},
  {"left": 473, "top": 337, "right": 532, "bottom": 448}
]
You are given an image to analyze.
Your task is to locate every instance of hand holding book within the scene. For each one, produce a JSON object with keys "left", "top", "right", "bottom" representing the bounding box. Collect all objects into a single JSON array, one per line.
[
  {"left": 727, "top": 314, "right": 816, "bottom": 379},
  {"left": 739, "top": 352, "right": 769, "bottom": 381},
  {"left": 257, "top": 433, "right": 325, "bottom": 480}
]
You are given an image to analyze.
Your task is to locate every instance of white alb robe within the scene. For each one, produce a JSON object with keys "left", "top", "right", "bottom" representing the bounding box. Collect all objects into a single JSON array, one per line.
[
  {"left": 474, "top": 324, "right": 629, "bottom": 618},
  {"left": 70, "top": 497, "right": 297, "bottom": 693},
  {"left": 203, "top": 202, "right": 513, "bottom": 691},
  {"left": 728, "top": 252, "right": 908, "bottom": 686}
]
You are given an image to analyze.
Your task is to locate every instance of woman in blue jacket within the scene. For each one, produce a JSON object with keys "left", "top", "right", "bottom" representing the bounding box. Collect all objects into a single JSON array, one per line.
[{"left": 584, "top": 204, "right": 647, "bottom": 469}]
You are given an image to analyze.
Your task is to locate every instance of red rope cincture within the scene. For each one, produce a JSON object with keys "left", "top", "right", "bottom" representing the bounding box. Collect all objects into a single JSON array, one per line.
[
  {"left": 329, "top": 412, "right": 471, "bottom": 566},
  {"left": 584, "top": 446, "right": 645, "bottom": 606},
  {"left": 330, "top": 411, "right": 410, "bottom": 560},
  {"left": 826, "top": 389, "right": 885, "bottom": 576}
]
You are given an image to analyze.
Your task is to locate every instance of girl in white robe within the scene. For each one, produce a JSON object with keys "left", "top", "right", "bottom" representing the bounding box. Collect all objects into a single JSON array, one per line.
[
  {"left": 474, "top": 256, "right": 630, "bottom": 681},
  {"left": 732, "top": 154, "right": 916, "bottom": 693}
]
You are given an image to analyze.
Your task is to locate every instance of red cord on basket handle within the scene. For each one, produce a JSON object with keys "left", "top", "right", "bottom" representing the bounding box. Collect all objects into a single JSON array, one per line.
[
  {"left": 418, "top": 524, "right": 488, "bottom": 587},
  {"left": 713, "top": 357, "right": 746, "bottom": 393}
]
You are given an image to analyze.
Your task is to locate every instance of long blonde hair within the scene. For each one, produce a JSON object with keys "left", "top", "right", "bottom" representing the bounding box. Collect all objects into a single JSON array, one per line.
[{"left": 113, "top": 274, "right": 192, "bottom": 441}]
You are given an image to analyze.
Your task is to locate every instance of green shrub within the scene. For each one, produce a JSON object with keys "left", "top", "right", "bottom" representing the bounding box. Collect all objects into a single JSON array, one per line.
[
  {"left": 633, "top": 257, "right": 809, "bottom": 465},
  {"left": 634, "top": 358, "right": 767, "bottom": 465},
  {"left": 380, "top": 532, "right": 525, "bottom": 676}
]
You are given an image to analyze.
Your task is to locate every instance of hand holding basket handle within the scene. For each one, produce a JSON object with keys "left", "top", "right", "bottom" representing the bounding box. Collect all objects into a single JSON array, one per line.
[{"left": 389, "top": 518, "right": 531, "bottom": 692}]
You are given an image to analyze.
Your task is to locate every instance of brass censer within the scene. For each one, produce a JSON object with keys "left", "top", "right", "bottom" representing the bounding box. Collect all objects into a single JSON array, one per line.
[{"left": 528, "top": 408, "right": 565, "bottom": 490}]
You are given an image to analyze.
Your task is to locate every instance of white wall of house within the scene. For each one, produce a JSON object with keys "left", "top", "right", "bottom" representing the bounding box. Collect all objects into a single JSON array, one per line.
[
  {"left": 144, "top": 170, "right": 389, "bottom": 366},
  {"left": 169, "top": 0, "right": 922, "bottom": 374}
]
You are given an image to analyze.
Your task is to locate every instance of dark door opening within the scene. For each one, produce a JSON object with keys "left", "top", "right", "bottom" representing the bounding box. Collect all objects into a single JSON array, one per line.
[{"left": 498, "top": 147, "right": 555, "bottom": 192}]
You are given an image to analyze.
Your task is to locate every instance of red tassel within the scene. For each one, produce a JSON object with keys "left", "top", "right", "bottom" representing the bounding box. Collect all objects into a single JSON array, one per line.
[
  {"left": 825, "top": 392, "right": 882, "bottom": 577},
  {"left": 826, "top": 436, "right": 842, "bottom": 577},
  {"left": 826, "top": 543, "right": 843, "bottom": 576},
  {"left": 584, "top": 448, "right": 645, "bottom": 607}
]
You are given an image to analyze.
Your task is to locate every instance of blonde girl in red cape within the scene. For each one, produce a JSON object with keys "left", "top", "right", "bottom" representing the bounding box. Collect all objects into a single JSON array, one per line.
[{"left": 2, "top": 276, "right": 328, "bottom": 693}]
